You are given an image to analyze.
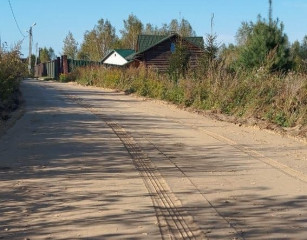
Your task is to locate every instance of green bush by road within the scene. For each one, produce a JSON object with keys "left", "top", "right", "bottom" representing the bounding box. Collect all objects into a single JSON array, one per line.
[{"left": 0, "top": 44, "right": 27, "bottom": 119}]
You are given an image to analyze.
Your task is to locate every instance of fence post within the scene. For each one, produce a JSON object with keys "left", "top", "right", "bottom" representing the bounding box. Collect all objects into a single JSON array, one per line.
[
  {"left": 56, "top": 57, "right": 60, "bottom": 79},
  {"left": 63, "top": 55, "right": 68, "bottom": 75}
]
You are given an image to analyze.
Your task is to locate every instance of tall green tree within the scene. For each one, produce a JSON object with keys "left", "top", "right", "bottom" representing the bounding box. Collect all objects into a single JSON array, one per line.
[
  {"left": 178, "top": 18, "right": 196, "bottom": 37},
  {"left": 144, "top": 23, "right": 160, "bottom": 35},
  {"left": 235, "top": 0, "right": 291, "bottom": 72},
  {"left": 78, "top": 31, "right": 98, "bottom": 60},
  {"left": 300, "top": 35, "right": 307, "bottom": 59},
  {"left": 290, "top": 36, "right": 307, "bottom": 72},
  {"left": 204, "top": 34, "right": 219, "bottom": 61},
  {"left": 203, "top": 14, "right": 219, "bottom": 61},
  {"left": 169, "top": 19, "right": 179, "bottom": 33},
  {"left": 62, "top": 31, "right": 78, "bottom": 59},
  {"left": 120, "top": 14, "right": 143, "bottom": 49},
  {"left": 96, "top": 19, "right": 118, "bottom": 56},
  {"left": 39, "top": 47, "right": 55, "bottom": 63},
  {"left": 167, "top": 18, "right": 195, "bottom": 37},
  {"left": 235, "top": 21, "right": 253, "bottom": 46},
  {"left": 237, "top": 17, "right": 291, "bottom": 71},
  {"left": 159, "top": 23, "right": 169, "bottom": 35},
  {"left": 78, "top": 18, "right": 117, "bottom": 61}
]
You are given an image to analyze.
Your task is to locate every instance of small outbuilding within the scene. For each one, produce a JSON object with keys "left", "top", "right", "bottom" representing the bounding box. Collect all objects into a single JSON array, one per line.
[{"left": 101, "top": 49, "right": 135, "bottom": 66}]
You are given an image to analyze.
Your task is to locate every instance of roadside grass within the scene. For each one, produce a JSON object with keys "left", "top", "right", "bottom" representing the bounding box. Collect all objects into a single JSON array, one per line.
[{"left": 71, "top": 64, "right": 307, "bottom": 130}]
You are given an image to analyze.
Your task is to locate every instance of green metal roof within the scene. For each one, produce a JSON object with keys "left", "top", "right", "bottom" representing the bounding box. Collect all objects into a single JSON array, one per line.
[
  {"left": 137, "top": 34, "right": 204, "bottom": 53},
  {"left": 137, "top": 35, "right": 167, "bottom": 52},
  {"left": 101, "top": 49, "right": 135, "bottom": 63},
  {"left": 185, "top": 37, "right": 204, "bottom": 49},
  {"left": 125, "top": 34, "right": 204, "bottom": 61},
  {"left": 115, "top": 49, "right": 135, "bottom": 58}
]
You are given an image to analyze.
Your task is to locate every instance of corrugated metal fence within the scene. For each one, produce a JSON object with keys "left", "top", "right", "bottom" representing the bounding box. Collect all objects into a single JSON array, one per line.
[
  {"left": 68, "top": 59, "right": 101, "bottom": 72},
  {"left": 34, "top": 55, "right": 101, "bottom": 79}
]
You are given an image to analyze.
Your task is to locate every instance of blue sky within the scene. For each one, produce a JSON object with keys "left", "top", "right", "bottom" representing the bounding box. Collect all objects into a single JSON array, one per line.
[{"left": 1, "top": 0, "right": 307, "bottom": 57}]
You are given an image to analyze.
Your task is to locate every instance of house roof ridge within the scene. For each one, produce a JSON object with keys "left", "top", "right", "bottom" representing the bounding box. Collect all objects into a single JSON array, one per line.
[{"left": 101, "top": 49, "right": 135, "bottom": 62}]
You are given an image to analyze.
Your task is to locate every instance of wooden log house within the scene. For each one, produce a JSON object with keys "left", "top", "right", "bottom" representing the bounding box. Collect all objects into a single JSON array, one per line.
[
  {"left": 128, "top": 33, "right": 204, "bottom": 72},
  {"left": 102, "top": 33, "right": 204, "bottom": 72}
]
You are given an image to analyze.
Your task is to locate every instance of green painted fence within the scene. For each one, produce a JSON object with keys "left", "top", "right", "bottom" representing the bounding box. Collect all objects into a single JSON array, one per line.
[
  {"left": 68, "top": 59, "right": 101, "bottom": 72},
  {"left": 35, "top": 55, "right": 101, "bottom": 79},
  {"left": 45, "top": 60, "right": 58, "bottom": 79}
]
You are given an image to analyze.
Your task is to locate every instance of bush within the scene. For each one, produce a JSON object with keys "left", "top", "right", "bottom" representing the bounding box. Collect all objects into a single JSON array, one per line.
[
  {"left": 59, "top": 71, "right": 78, "bottom": 83},
  {"left": 0, "top": 44, "right": 26, "bottom": 101}
]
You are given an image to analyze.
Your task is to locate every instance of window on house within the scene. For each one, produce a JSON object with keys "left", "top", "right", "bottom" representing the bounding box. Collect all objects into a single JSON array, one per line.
[{"left": 170, "top": 43, "right": 176, "bottom": 53}]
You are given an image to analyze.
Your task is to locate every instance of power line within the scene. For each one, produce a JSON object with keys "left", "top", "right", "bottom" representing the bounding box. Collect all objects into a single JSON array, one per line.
[{"left": 8, "top": 0, "right": 26, "bottom": 38}]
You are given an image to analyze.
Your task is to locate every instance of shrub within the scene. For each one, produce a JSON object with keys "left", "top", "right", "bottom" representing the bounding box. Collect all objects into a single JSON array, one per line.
[{"left": 0, "top": 44, "right": 26, "bottom": 101}]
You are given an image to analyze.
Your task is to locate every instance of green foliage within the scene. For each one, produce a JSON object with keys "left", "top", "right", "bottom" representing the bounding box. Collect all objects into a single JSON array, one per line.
[
  {"left": 290, "top": 36, "right": 307, "bottom": 72},
  {"left": 204, "top": 33, "right": 219, "bottom": 61},
  {"left": 274, "top": 111, "right": 289, "bottom": 127},
  {"left": 52, "top": 8, "right": 307, "bottom": 131},
  {"left": 63, "top": 31, "right": 78, "bottom": 59},
  {"left": 59, "top": 71, "right": 78, "bottom": 83},
  {"left": 168, "top": 18, "right": 196, "bottom": 37},
  {"left": 120, "top": 14, "right": 143, "bottom": 49},
  {"left": 75, "top": 15, "right": 197, "bottom": 61},
  {"left": 144, "top": 23, "right": 160, "bottom": 35},
  {"left": 235, "top": 21, "right": 253, "bottom": 46},
  {"left": 39, "top": 47, "right": 55, "bottom": 63},
  {"left": 78, "top": 18, "right": 118, "bottom": 61},
  {"left": 168, "top": 40, "right": 191, "bottom": 82},
  {"left": 0, "top": 44, "right": 26, "bottom": 102},
  {"left": 72, "top": 62, "right": 306, "bottom": 130},
  {"left": 236, "top": 16, "right": 291, "bottom": 72}
]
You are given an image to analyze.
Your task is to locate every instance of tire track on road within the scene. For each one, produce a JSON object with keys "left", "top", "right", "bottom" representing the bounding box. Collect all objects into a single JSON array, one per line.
[
  {"left": 59, "top": 92, "right": 205, "bottom": 240},
  {"left": 43, "top": 82, "right": 307, "bottom": 239},
  {"left": 107, "top": 121, "right": 204, "bottom": 240}
]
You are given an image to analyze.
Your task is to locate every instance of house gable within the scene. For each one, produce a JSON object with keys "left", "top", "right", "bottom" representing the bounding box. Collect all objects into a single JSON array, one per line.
[{"left": 102, "top": 49, "right": 135, "bottom": 66}]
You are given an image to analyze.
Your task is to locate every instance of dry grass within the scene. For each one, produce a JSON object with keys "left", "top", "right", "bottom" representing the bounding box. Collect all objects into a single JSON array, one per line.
[{"left": 72, "top": 63, "right": 307, "bottom": 131}]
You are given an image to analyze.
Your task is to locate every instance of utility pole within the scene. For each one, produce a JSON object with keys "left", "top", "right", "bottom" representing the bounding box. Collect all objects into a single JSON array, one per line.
[
  {"left": 35, "top": 43, "right": 38, "bottom": 65},
  {"left": 28, "top": 23, "right": 36, "bottom": 74}
]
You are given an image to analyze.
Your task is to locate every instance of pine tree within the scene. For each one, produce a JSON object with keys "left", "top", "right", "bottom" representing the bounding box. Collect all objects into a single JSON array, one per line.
[
  {"left": 237, "top": 17, "right": 290, "bottom": 71},
  {"left": 236, "top": 0, "right": 291, "bottom": 72},
  {"left": 62, "top": 31, "right": 78, "bottom": 59}
]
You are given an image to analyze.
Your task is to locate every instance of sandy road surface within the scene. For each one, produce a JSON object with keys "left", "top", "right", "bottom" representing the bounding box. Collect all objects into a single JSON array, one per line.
[{"left": 1, "top": 79, "right": 307, "bottom": 239}]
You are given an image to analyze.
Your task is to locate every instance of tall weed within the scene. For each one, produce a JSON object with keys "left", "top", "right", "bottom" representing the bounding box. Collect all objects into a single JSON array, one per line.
[{"left": 73, "top": 62, "right": 307, "bottom": 128}]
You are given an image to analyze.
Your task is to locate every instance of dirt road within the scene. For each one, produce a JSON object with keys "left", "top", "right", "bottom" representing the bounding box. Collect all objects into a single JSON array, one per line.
[{"left": 1, "top": 79, "right": 307, "bottom": 239}]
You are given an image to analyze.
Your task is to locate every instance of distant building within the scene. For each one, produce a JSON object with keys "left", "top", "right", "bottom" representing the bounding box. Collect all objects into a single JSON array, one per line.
[
  {"left": 101, "top": 49, "right": 135, "bottom": 66},
  {"left": 101, "top": 33, "right": 204, "bottom": 72}
]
